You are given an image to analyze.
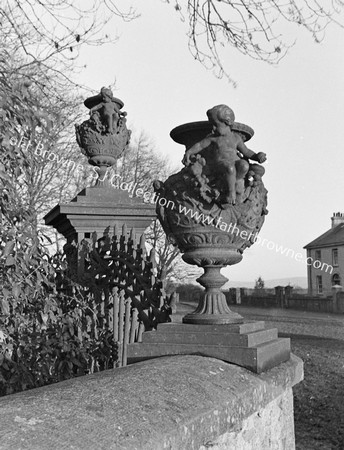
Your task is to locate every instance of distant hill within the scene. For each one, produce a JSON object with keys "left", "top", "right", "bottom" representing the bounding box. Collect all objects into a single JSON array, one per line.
[{"left": 223, "top": 276, "right": 308, "bottom": 289}]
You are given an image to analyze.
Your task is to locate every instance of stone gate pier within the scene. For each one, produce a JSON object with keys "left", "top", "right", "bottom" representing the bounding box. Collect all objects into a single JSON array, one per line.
[{"left": 0, "top": 354, "right": 303, "bottom": 449}]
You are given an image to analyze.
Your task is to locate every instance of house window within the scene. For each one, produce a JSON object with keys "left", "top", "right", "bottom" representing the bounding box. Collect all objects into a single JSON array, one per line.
[
  {"left": 316, "top": 275, "right": 323, "bottom": 294},
  {"left": 315, "top": 250, "right": 321, "bottom": 262},
  {"left": 332, "top": 248, "right": 338, "bottom": 267},
  {"left": 332, "top": 273, "right": 341, "bottom": 286}
]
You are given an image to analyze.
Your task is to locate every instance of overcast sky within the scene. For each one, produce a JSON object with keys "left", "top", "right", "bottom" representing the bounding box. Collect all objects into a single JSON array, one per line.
[{"left": 76, "top": 1, "right": 344, "bottom": 283}]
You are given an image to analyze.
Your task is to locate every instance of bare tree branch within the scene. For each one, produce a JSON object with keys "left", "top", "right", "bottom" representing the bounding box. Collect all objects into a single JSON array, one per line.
[{"left": 167, "top": 0, "right": 344, "bottom": 83}]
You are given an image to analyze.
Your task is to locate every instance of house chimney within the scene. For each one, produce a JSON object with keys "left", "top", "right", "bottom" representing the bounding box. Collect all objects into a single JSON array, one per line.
[{"left": 331, "top": 212, "right": 344, "bottom": 228}]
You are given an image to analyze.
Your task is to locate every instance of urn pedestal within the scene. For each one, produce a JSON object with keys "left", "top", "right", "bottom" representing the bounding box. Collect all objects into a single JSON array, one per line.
[
  {"left": 128, "top": 109, "right": 291, "bottom": 372},
  {"left": 127, "top": 321, "right": 291, "bottom": 374},
  {"left": 183, "top": 264, "right": 244, "bottom": 324},
  {"left": 44, "top": 88, "right": 156, "bottom": 279}
]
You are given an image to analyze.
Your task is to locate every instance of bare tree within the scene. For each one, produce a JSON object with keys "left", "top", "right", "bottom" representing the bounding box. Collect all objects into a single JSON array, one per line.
[
  {"left": 2, "top": 1, "right": 342, "bottom": 89},
  {"left": 0, "top": 51, "right": 87, "bottom": 249},
  {"left": 168, "top": 0, "right": 344, "bottom": 84},
  {"left": 255, "top": 276, "right": 265, "bottom": 290},
  {"left": 112, "top": 130, "right": 199, "bottom": 286},
  {"left": 0, "top": 1, "right": 137, "bottom": 88},
  {"left": 116, "top": 130, "right": 171, "bottom": 192}
]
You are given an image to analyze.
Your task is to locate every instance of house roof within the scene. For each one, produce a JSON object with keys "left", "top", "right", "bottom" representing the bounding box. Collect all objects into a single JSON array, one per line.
[{"left": 304, "top": 223, "right": 344, "bottom": 249}]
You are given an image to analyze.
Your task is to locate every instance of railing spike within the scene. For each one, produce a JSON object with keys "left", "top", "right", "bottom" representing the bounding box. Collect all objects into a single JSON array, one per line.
[
  {"left": 149, "top": 248, "right": 156, "bottom": 264},
  {"left": 139, "top": 233, "right": 146, "bottom": 251},
  {"left": 160, "top": 266, "right": 167, "bottom": 280}
]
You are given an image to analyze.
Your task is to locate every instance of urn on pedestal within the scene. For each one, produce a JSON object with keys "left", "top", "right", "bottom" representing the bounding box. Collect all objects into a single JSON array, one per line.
[
  {"left": 44, "top": 88, "right": 156, "bottom": 282},
  {"left": 127, "top": 104, "right": 291, "bottom": 372},
  {"left": 154, "top": 105, "right": 268, "bottom": 324}
]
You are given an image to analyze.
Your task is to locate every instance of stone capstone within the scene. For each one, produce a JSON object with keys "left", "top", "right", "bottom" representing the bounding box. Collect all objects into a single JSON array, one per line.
[{"left": 0, "top": 354, "right": 303, "bottom": 449}]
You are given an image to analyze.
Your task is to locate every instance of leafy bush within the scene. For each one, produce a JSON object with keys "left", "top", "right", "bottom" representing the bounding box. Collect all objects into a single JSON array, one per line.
[
  {"left": 0, "top": 58, "right": 123, "bottom": 396},
  {"left": 0, "top": 238, "right": 118, "bottom": 396}
]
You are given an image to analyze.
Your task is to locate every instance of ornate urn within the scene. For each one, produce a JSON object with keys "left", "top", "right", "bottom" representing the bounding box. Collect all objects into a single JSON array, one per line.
[
  {"left": 75, "top": 87, "right": 131, "bottom": 184},
  {"left": 154, "top": 105, "right": 268, "bottom": 324}
]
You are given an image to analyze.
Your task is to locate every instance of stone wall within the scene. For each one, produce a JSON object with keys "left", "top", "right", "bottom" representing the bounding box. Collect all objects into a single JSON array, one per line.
[
  {"left": 334, "top": 291, "right": 344, "bottom": 313},
  {"left": 240, "top": 294, "right": 278, "bottom": 308},
  {"left": 225, "top": 287, "right": 343, "bottom": 314},
  {"left": 285, "top": 296, "right": 333, "bottom": 313},
  {"left": 0, "top": 354, "right": 303, "bottom": 449}
]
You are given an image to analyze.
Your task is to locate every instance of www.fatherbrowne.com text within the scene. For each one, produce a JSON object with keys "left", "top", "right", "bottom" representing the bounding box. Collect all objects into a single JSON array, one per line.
[{"left": 26, "top": 139, "right": 331, "bottom": 274}]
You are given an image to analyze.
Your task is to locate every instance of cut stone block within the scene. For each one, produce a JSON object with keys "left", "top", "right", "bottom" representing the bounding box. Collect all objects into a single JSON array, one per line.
[
  {"left": 127, "top": 321, "right": 291, "bottom": 373},
  {"left": 142, "top": 327, "right": 278, "bottom": 348},
  {"left": 127, "top": 338, "right": 291, "bottom": 373},
  {"left": 157, "top": 321, "right": 266, "bottom": 334}
]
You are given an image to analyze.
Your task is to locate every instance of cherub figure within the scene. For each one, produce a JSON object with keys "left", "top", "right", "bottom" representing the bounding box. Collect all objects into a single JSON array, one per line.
[
  {"left": 90, "top": 87, "right": 121, "bottom": 134},
  {"left": 182, "top": 104, "right": 266, "bottom": 205}
]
